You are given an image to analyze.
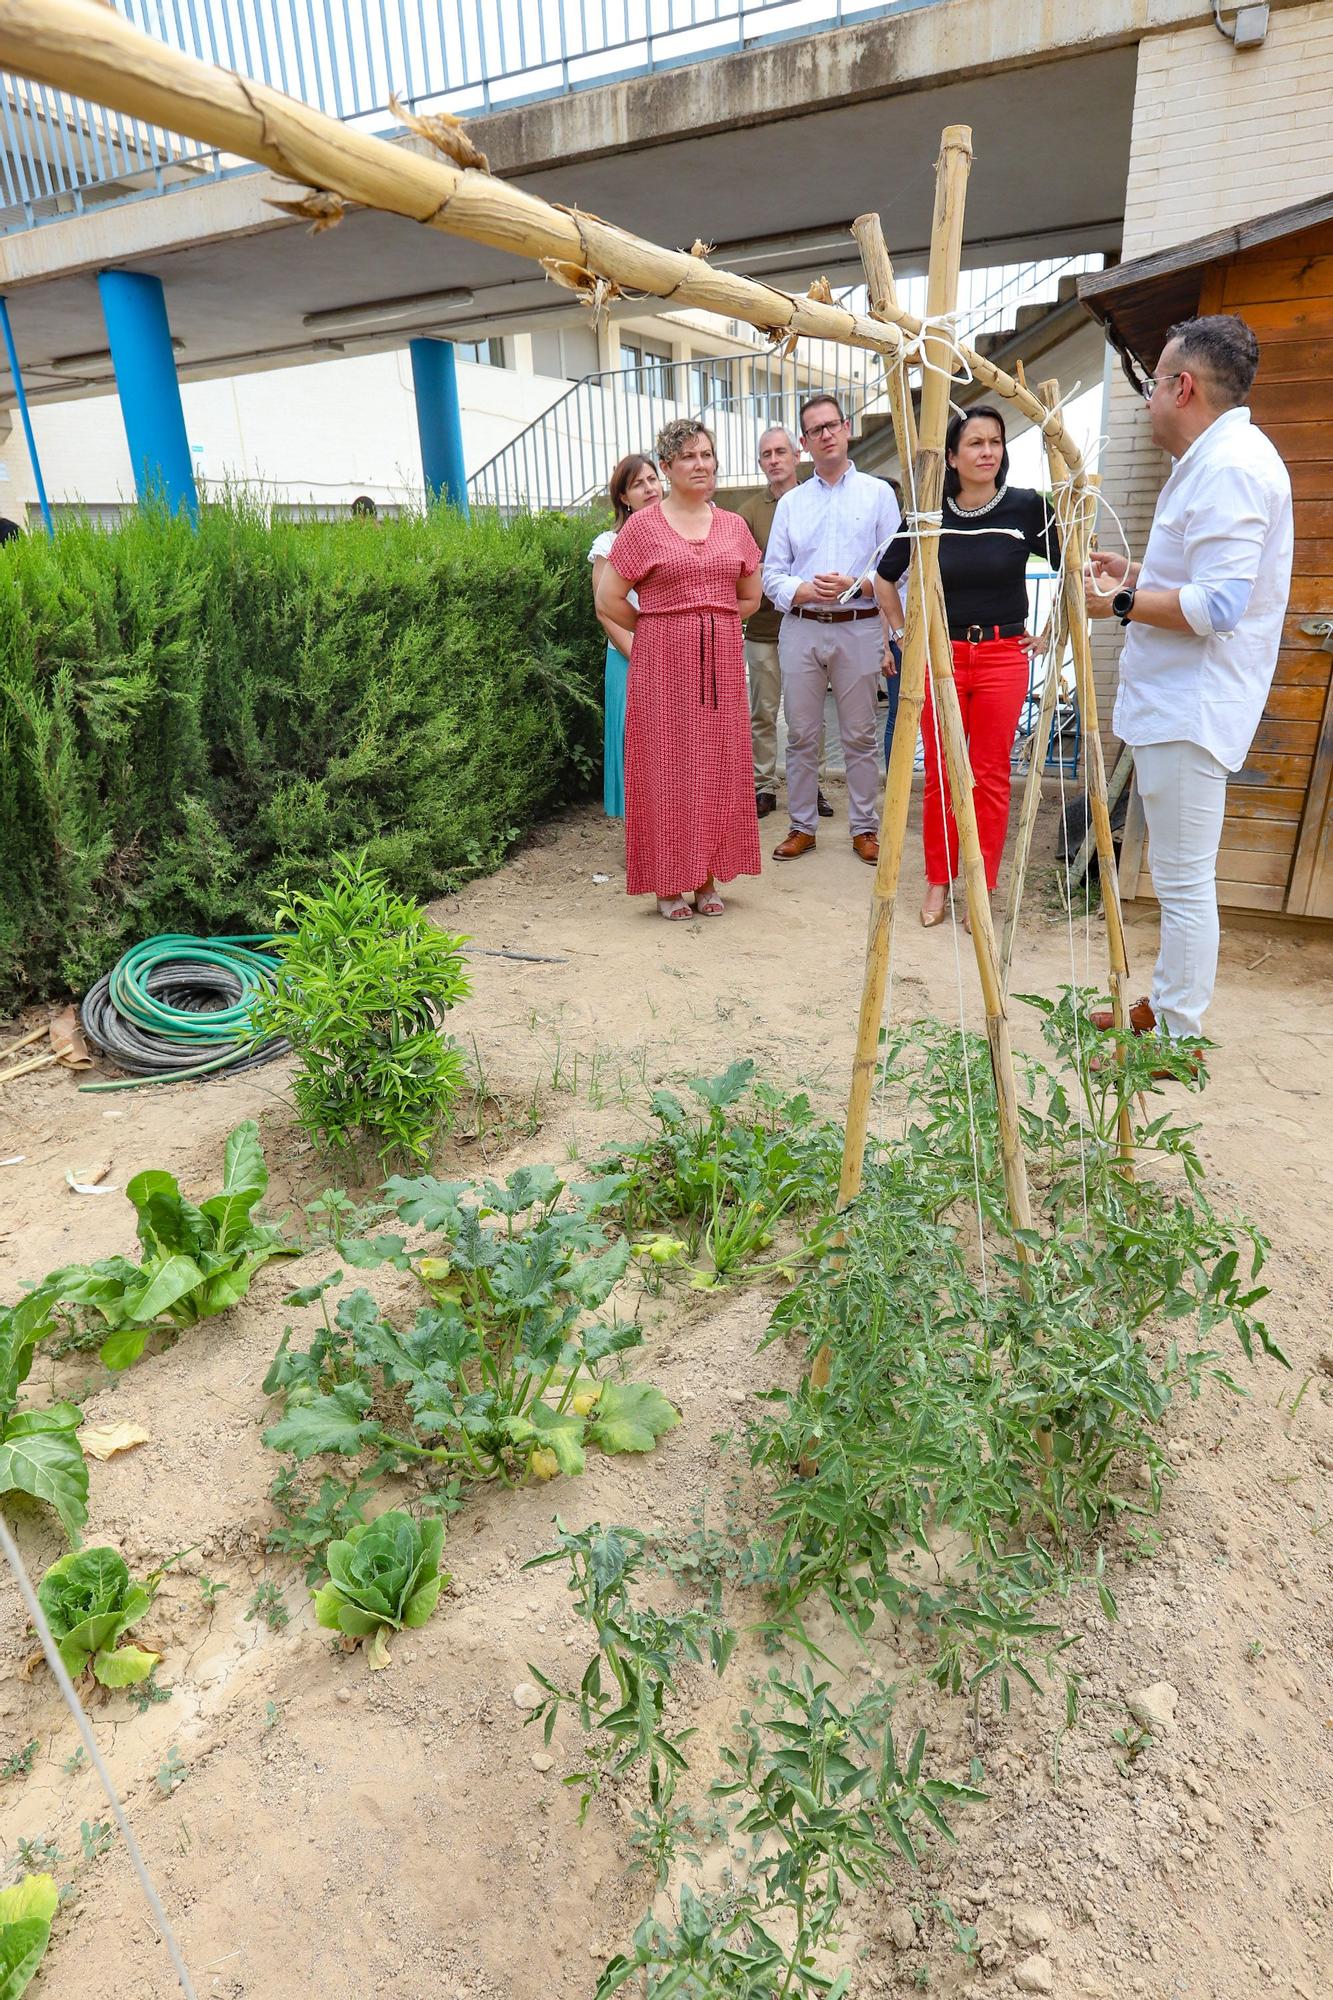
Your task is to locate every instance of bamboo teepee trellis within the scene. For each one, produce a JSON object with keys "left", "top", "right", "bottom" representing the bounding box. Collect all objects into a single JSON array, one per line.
[{"left": 0, "top": 0, "right": 1135, "bottom": 1237}]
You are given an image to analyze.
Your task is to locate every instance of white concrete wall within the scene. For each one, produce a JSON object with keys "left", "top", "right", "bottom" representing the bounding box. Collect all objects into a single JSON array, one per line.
[
  {"left": 1093, "top": 1, "right": 1333, "bottom": 737},
  {"left": 0, "top": 343, "right": 568, "bottom": 522}
]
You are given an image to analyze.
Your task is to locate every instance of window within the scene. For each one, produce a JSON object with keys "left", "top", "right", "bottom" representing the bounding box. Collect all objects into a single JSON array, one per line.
[
  {"left": 455, "top": 338, "right": 507, "bottom": 368},
  {"left": 620, "top": 337, "right": 673, "bottom": 398},
  {"left": 690, "top": 358, "right": 732, "bottom": 410},
  {"left": 269, "top": 501, "right": 404, "bottom": 523},
  {"left": 33, "top": 501, "right": 125, "bottom": 531}
]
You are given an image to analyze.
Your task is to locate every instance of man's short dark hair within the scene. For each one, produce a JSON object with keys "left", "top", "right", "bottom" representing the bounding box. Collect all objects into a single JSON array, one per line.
[
  {"left": 799, "top": 393, "right": 846, "bottom": 433},
  {"left": 1164, "top": 314, "right": 1260, "bottom": 408}
]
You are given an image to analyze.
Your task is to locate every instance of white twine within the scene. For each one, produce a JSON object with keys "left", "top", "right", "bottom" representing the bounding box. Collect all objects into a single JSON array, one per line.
[{"left": 0, "top": 1516, "right": 201, "bottom": 2000}]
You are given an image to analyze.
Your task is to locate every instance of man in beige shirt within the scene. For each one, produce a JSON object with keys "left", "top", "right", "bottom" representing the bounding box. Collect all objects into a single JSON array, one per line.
[{"left": 733, "top": 427, "right": 830, "bottom": 820}]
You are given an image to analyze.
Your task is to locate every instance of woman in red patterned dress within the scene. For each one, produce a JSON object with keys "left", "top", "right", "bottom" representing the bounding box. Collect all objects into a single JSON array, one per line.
[{"left": 596, "top": 418, "right": 764, "bottom": 920}]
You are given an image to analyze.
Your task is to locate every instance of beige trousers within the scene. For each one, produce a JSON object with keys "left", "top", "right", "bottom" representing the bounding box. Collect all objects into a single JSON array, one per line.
[
  {"left": 746, "top": 635, "right": 827, "bottom": 795},
  {"left": 778, "top": 614, "right": 882, "bottom": 836}
]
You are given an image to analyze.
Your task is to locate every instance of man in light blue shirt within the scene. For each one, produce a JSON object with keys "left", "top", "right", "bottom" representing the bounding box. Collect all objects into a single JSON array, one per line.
[{"left": 763, "top": 395, "right": 901, "bottom": 863}]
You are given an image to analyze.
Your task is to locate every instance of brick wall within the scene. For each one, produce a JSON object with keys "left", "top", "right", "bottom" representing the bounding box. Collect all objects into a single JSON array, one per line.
[{"left": 1093, "top": 2, "right": 1333, "bottom": 747}]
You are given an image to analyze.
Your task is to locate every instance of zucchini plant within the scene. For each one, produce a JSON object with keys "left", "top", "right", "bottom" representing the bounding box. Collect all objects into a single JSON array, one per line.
[{"left": 0, "top": 1292, "right": 86, "bottom": 1543}]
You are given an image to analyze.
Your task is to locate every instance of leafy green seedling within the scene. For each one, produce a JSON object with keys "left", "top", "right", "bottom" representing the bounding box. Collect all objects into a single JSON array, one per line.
[
  {"left": 0, "top": 1292, "right": 87, "bottom": 1541},
  {"left": 79, "top": 1820, "right": 113, "bottom": 1863},
  {"left": 37, "top": 1548, "right": 161, "bottom": 1688},
  {"left": 1, "top": 1742, "right": 38, "bottom": 1783},
  {"left": 62, "top": 1749, "right": 87, "bottom": 1777},
  {"left": 156, "top": 1747, "right": 187, "bottom": 1796},
  {"left": 198, "top": 1575, "right": 229, "bottom": 1607},
  {"left": 246, "top": 1582, "right": 289, "bottom": 1633},
  {"left": 1111, "top": 1722, "right": 1153, "bottom": 1773},
  {"left": 34, "top": 1122, "right": 298, "bottom": 1372},
  {"left": 127, "top": 1670, "right": 173, "bottom": 1716},
  {"left": 12, "top": 1840, "right": 60, "bottom": 1875},
  {"left": 313, "top": 1511, "right": 448, "bottom": 1669}
]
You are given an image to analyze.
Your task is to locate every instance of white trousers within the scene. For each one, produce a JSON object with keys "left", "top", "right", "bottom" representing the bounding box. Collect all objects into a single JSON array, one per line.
[{"left": 1135, "top": 739, "right": 1229, "bottom": 1039}]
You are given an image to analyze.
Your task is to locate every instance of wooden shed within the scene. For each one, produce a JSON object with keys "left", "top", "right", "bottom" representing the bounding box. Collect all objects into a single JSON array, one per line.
[{"left": 1079, "top": 194, "right": 1333, "bottom": 922}]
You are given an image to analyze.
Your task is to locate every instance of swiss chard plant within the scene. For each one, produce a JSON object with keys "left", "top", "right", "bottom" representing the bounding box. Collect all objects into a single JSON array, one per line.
[
  {"left": 36, "top": 1121, "right": 298, "bottom": 1370},
  {"left": 0, "top": 1293, "right": 86, "bottom": 1543},
  {"left": 313, "top": 1509, "right": 448, "bottom": 1668},
  {"left": 36, "top": 1546, "right": 163, "bottom": 1687},
  {"left": 0, "top": 1873, "right": 58, "bottom": 2000}
]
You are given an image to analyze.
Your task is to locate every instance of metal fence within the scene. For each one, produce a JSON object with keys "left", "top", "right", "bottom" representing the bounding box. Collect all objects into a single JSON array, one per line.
[{"left": 0, "top": 0, "right": 915, "bottom": 232}]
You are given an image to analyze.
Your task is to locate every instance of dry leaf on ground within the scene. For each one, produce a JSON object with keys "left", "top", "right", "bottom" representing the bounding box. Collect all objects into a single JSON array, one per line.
[{"left": 78, "top": 1421, "right": 152, "bottom": 1460}]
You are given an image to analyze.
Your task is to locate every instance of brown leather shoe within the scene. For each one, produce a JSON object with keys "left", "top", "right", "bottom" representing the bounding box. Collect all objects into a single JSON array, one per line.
[
  {"left": 773, "top": 829, "right": 817, "bottom": 860},
  {"left": 851, "top": 833, "right": 879, "bottom": 865},
  {"left": 755, "top": 792, "right": 777, "bottom": 818},
  {"left": 1090, "top": 995, "right": 1155, "bottom": 1034}
]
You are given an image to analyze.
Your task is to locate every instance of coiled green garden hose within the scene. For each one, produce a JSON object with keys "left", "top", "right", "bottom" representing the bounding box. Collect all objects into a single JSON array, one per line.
[{"left": 78, "top": 934, "right": 289, "bottom": 1092}]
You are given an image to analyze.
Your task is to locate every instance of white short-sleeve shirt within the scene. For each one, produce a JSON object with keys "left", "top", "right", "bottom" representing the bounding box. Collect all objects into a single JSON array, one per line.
[{"left": 589, "top": 528, "right": 638, "bottom": 610}]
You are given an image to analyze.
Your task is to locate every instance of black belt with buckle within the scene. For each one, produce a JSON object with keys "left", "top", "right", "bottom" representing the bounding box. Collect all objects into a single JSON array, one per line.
[
  {"left": 792, "top": 605, "right": 879, "bottom": 624},
  {"left": 949, "top": 620, "right": 1028, "bottom": 642}
]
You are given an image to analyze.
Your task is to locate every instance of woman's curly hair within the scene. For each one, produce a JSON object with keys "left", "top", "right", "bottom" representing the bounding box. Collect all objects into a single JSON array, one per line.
[{"left": 654, "top": 417, "right": 716, "bottom": 466}]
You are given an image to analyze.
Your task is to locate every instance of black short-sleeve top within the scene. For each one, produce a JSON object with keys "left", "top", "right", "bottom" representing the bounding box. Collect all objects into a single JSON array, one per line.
[{"left": 877, "top": 486, "right": 1060, "bottom": 630}]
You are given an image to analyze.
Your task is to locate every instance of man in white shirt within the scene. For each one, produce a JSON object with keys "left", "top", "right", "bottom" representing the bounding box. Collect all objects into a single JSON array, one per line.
[
  {"left": 1087, "top": 313, "right": 1293, "bottom": 1044},
  {"left": 763, "top": 395, "right": 901, "bottom": 863}
]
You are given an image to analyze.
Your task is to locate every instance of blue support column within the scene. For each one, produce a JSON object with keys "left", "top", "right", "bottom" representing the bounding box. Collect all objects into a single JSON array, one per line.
[
  {"left": 97, "top": 269, "right": 198, "bottom": 523},
  {"left": 410, "top": 337, "right": 469, "bottom": 514},
  {"left": 0, "top": 296, "right": 54, "bottom": 537}
]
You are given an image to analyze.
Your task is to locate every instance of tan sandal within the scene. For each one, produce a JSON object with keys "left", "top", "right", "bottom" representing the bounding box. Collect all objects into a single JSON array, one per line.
[
  {"left": 657, "top": 895, "right": 694, "bottom": 921},
  {"left": 920, "top": 886, "right": 948, "bottom": 928},
  {"left": 695, "top": 882, "right": 725, "bottom": 917}
]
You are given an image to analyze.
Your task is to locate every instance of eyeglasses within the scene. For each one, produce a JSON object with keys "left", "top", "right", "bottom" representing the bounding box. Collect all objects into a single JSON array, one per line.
[
  {"left": 1140, "top": 370, "right": 1182, "bottom": 404},
  {"left": 802, "top": 418, "right": 846, "bottom": 439}
]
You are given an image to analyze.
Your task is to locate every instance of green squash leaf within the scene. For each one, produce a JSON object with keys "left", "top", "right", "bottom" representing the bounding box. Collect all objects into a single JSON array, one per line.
[{"left": 588, "top": 1381, "right": 680, "bottom": 1456}]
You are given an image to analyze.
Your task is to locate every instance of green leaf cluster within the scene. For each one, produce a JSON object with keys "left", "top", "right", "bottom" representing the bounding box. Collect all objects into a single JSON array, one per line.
[
  {"left": 0, "top": 1291, "right": 86, "bottom": 1543},
  {"left": 253, "top": 854, "right": 471, "bottom": 1165},
  {"left": 0, "top": 1873, "right": 58, "bottom": 2000},
  {"left": 0, "top": 501, "right": 603, "bottom": 1010},
  {"left": 313, "top": 1510, "right": 448, "bottom": 1668},
  {"left": 263, "top": 1164, "right": 676, "bottom": 1496},
  {"left": 37, "top": 1546, "right": 160, "bottom": 1687},
  {"left": 31, "top": 1121, "right": 297, "bottom": 1370}
]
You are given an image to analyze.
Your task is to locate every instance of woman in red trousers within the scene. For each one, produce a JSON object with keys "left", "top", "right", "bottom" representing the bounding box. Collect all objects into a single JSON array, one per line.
[
  {"left": 876, "top": 405, "right": 1059, "bottom": 926},
  {"left": 596, "top": 418, "right": 763, "bottom": 921}
]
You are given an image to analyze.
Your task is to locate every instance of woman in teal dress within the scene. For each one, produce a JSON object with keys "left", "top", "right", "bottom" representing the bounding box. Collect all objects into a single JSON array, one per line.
[{"left": 589, "top": 453, "right": 662, "bottom": 817}]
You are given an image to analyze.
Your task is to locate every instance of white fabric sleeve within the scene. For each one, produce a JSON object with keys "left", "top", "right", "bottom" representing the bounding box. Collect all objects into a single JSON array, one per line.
[{"left": 1180, "top": 464, "right": 1268, "bottom": 635}]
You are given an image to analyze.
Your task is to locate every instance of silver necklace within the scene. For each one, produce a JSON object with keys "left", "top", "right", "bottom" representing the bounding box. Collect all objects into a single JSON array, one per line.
[{"left": 947, "top": 484, "right": 1007, "bottom": 518}]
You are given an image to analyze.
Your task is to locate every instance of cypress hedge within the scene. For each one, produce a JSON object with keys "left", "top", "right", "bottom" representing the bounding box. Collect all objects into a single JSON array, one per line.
[{"left": 0, "top": 503, "right": 604, "bottom": 1008}]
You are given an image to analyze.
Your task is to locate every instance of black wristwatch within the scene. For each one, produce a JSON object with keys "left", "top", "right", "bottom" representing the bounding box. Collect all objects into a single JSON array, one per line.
[{"left": 1111, "top": 586, "right": 1136, "bottom": 625}]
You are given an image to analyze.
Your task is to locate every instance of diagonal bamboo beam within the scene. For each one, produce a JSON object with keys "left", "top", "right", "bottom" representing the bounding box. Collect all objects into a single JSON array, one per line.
[{"left": 0, "top": 0, "right": 1092, "bottom": 485}]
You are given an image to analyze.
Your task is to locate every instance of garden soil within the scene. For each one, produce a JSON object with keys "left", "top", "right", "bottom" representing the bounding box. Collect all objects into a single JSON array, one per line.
[{"left": 2, "top": 791, "right": 1330, "bottom": 2000}]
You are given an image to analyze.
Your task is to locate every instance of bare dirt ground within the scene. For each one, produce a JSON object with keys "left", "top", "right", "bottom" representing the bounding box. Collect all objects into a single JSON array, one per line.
[{"left": 1, "top": 789, "right": 1330, "bottom": 2000}]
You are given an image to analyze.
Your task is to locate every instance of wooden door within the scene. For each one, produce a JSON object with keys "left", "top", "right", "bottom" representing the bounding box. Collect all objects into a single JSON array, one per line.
[{"left": 1211, "top": 230, "right": 1333, "bottom": 915}]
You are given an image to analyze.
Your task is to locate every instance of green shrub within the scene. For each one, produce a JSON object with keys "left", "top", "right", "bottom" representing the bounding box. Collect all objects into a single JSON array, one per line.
[
  {"left": 0, "top": 502, "right": 603, "bottom": 1007},
  {"left": 256, "top": 854, "right": 471, "bottom": 1164}
]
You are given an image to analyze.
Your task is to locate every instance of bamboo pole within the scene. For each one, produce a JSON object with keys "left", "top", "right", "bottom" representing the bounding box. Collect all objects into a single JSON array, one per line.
[
  {"left": 1069, "top": 742, "right": 1134, "bottom": 890},
  {"left": 1000, "top": 378, "right": 1075, "bottom": 996},
  {"left": 0, "top": 1052, "right": 56, "bottom": 1086},
  {"left": 833, "top": 214, "right": 928, "bottom": 1219},
  {"left": 1044, "top": 418, "right": 1136, "bottom": 1168},
  {"left": 0, "top": 1024, "right": 46, "bottom": 1059},
  {"left": 0, "top": 0, "right": 1095, "bottom": 483}
]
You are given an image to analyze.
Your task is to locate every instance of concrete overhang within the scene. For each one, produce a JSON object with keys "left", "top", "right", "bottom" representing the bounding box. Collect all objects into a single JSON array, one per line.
[{"left": 0, "top": 0, "right": 1290, "bottom": 404}]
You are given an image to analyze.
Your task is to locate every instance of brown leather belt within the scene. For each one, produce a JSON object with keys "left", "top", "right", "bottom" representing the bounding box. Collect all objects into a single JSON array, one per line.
[{"left": 791, "top": 605, "right": 879, "bottom": 624}]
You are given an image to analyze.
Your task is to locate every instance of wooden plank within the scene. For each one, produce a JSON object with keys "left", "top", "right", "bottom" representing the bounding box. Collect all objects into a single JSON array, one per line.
[
  {"left": 1254, "top": 339, "right": 1333, "bottom": 384},
  {"left": 1217, "top": 816, "right": 1298, "bottom": 854},
  {"left": 1215, "top": 880, "right": 1289, "bottom": 913},
  {"left": 1292, "top": 539, "right": 1333, "bottom": 573},
  {"left": 1261, "top": 423, "right": 1333, "bottom": 462},
  {"left": 1272, "top": 646, "right": 1333, "bottom": 688},
  {"left": 1289, "top": 463, "right": 1333, "bottom": 501},
  {"left": 1224, "top": 253, "right": 1333, "bottom": 307},
  {"left": 1232, "top": 298, "right": 1333, "bottom": 341},
  {"left": 1293, "top": 500, "right": 1333, "bottom": 535},
  {"left": 1235, "top": 748, "right": 1314, "bottom": 787},
  {"left": 1222, "top": 785, "right": 1306, "bottom": 822},
  {"left": 1250, "top": 718, "right": 1320, "bottom": 756},
  {"left": 1210, "top": 846, "right": 1292, "bottom": 887},
  {"left": 1248, "top": 381, "right": 1333, "bottom": 425},
  {"left": 1079, "top": 199, "right": 1333, "bottom": 309},
  {"left": 1286, "top": 573, "right": 1333, "bottom": 612},
  {"left": 1286, "top": 665, "right": 1333, "bottom": 915},
  {"left": 1261, "top": 683, "right": 1330, "bottom": 722}
]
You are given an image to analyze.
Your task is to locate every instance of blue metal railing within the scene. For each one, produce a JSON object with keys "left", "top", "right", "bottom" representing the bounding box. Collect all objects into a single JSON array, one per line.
[{"left": 0, "top": 0, "right": 916, "bottom": 233}]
